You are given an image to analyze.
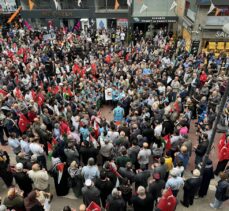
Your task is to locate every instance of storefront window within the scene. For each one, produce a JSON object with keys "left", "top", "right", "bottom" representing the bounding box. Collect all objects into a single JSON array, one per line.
[
  {"left": 20, "top": 0, "right": 88, "bottom": 10},
  {"left": 95, "top": 0, "right": 127, "bottom": 12}
]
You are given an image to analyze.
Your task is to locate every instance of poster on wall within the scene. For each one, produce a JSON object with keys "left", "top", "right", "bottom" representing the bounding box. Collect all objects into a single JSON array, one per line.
[
  {"left": 117, "top": 19, "right": 128, "bottom": 28},
  {"left": 96, "top": 18, "right": 107, "bottom": 29}
]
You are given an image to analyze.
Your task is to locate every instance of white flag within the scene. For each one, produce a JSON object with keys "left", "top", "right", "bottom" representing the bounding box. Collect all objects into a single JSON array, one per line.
[
  {"left": 140, "top": 3, "right": 148, "bottom": 14},
  {"left": 53, "top": 0, "right": 61, "bottom": 10},
  {"left": 78, "top": 0, "right": 82, "bottom": 7},
  {"left": 127, "top": 0, "right": 132, "bottom": 7},
  {"left": 207, "top": 2, "right": 215, "bottom": 14},
  {"left": 170, "top": 1, "right": 177, "bottom": 11}
]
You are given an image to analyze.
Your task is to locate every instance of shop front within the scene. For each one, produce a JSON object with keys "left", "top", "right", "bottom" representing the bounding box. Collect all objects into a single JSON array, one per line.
[
  {"left": 182, "top": 28, "right": 192, "bottom": 51},
  {"left": 201, "top": 30, "right": 229, "bottom": 57}
]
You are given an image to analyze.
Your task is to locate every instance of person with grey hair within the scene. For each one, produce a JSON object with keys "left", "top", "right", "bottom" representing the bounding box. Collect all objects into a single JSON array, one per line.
[
  {"left": 81, "top": 157, "right": 100, "bottom": 181},
  {"left": 131, "top": 186, "right": 154, "bottom": 211},
  {"left": 106, "top": 188, "right": 125, "bottom": 211},
  {"left": 165, "top": 169, "right": 184, "bottom": 196},
  {"left": 13, "top": 163, "right": 33, "bottom": 197}
]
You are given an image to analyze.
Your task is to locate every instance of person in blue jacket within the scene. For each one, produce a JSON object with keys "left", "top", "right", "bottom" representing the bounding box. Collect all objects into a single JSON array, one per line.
[{"left": 113, "top": 103, "right": 124, "bottom": 122}]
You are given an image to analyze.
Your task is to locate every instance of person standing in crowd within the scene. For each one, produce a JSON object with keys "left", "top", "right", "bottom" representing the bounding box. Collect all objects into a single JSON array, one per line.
[
  {"left": 198, "top": 159, "right": 214, "bottom": 198},
  {"left": 210, "top": 172, "right": 229, "bottom": 209},
  {"left": 181, "top": 169, "right": 202, "bottom": 207},
  {"left": 113, "top": 103, "right": 125, "bottom": 123},
  {"left": 131, "top": 186, "right": 154, "bottom": 211},
  {"left": 13, "top": 163, "right": 33, "bottom": 197},
  {"left": 81, "top": 157, "right": 100, "bottom": 181},
  {"left": 106, "top": 188, "right": 126, "bottom": 211},
  {"left": 165, "top": 169, "right": 184, "bottom": 197},
  {"left": 27, "top": 163, "right": 49, "bottom": 192},
  {"left": 194, "top": 133, "right": 209, "bottom": 167},
  {"left": 81, "top": 179, "right": 100, "bottom": 207},
  {"left": 137, "top": 142, "right": 151, "bottom": 170},
  {"left": 95, "top": 170, "right": 113, "bottom": 208}
]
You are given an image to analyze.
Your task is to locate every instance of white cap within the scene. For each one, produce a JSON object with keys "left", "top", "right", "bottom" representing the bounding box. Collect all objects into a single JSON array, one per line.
[
  {"left": 15, "top": 163, "right": 23, "bottom": 171},
  {"left": 85, "top": 179, "right": 92, "bottom": 187}
]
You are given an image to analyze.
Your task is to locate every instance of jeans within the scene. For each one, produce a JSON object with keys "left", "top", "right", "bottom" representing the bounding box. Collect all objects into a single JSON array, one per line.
[{"left": 212, "top": 198, "right": 223, "bottom": 208}]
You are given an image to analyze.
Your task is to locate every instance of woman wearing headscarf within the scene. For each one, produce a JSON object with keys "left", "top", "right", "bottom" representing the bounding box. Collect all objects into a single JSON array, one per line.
[
  {"left": 68, "top": 160, "right": 83, "bottom": 197},
  {"left": 198, "top": 159, "right": 214, "bottom": 198},
  {"left": 0, "top": 149, "right": 13, "bottom": 187},
  {"left": 49, "top": 157, "right": 69, "bottom": 196},
  {"left": 24, "top": 191, "right": 43, "bottom": 211}
]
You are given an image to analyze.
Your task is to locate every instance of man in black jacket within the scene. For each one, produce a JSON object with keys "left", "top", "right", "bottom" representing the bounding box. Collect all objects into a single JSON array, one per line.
[
  {"left": 194, "top": 133, "right": 208, "bottom": 167},
  {"left": 95, "top": 171, "right": 113, "bottom": 209},
  {"left": 181, "top": 169, "right": 202, "bottom": 207},
  {"left": 13, "top": 163, "right": 33, "bottom": 197}
]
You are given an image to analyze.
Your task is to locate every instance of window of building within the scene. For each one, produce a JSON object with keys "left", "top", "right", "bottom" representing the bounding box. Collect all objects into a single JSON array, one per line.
[
  {"left": 20, "top": 0, "right": 88, "bottom": 10},
  {"left": 95, "top": 0, "right": 127, "bottom": 12}
]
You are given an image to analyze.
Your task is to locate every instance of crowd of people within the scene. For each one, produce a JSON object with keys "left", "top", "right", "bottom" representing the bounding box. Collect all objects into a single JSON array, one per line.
[{"left": 0, "top": 21, "right": 229, "bottom": 211}]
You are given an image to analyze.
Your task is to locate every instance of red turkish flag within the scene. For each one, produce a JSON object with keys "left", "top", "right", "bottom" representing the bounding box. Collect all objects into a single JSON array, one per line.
[
  {"left": 36, "top": 92, "right": 45, "bottom": 106},
  {"left": 31, "top": 90, "right": 37, "bottom": 100},
  {"left": 60, "top": 121, "right": 71, "bottom": 135},
  {"left": 105, "top": 55, "right": 111, "bottom": 64},
  {"left": 14, "top": 87, "right": 24, "bottom": 100},
  {"left": 52, "top": 137, "right": 58, "bottom": 145},
  {"left": 18, "top": 114, "right": 30, "bottom": 133},
  {"left": 0, "top": 89, "right": 8, "bottom": 96},
  {"left": 72, "top": 64, "right": 81, "bottom": 74}
]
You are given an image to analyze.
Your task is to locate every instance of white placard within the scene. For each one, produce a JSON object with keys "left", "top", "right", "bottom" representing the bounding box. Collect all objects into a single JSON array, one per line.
[{"left": 105, "top": 88, "right": 113, "bottom": 101}]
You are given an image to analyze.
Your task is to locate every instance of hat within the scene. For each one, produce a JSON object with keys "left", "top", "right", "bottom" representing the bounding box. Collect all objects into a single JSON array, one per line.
[
  {"left": 0, "top": 205, "right": 7, "bottom": 211},
  {"left": 153, "top": 173, "right": 160, "bottom": 180},
  {"left": 193, "top": 169, "right": 200, "bottom": 177},
  {"left": 85, "top": 179, "right": 92, "bottom": 187},
  {"left": 15, "top": 163, "right": 23, "bottom": 171},
  {"left": 170, "top": 169, "right": 178, "bottom": 177},
  {"left": 206, "top": 159, "right": 212, "bottom": 165}
]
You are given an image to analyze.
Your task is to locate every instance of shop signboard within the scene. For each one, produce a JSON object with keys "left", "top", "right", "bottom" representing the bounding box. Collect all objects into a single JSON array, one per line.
[
  {"left": 133, "top": 16, "right": 177, "bottom": 23},
  {"left": 216, "top": 31, "right": 229, "bottom": 38}
]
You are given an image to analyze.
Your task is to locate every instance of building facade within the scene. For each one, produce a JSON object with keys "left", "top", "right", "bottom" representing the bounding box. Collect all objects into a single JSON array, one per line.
[{"left": 180, "top": 0, "right": 229, "bottom": 55}]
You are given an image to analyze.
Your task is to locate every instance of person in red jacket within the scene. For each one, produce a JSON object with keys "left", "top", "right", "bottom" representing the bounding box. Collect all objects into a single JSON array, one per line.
[
  {"left": 214, "top": 133, "right": 229, "bottom": 175},
  {"left": 156, "top": 188, "right": 177, "bottom": 211}
]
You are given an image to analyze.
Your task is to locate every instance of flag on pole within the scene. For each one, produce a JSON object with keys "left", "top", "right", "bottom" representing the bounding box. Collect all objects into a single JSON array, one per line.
[
  {"left": 78, "top": 0, "right": 82, "bottom": 7},
  {"left": 28, "top": 0, "right": 35, "bottom": 10},
  {"left": 7, "top": 6, "right": 22, "bottom": 23},
  {"left": 114, "top": 0, "right": 120, "bottom": 10},
  {"left": 207, "top": 1, "right": 215, "bottom": 14},
  {"left": 215, "top": 8, "right": 221, "bottom": 16},
  {"left": 140, "top": 3, "right": 148, "bottom": 14},
  {"left": 53, "top": 0, "right": 61, "bottom": 10},
  {"left": 127, "top": 0, "right": 132, "bottom": 7},
  {"left": 170, "top": 1, "right": 177, "bottom": 11}
]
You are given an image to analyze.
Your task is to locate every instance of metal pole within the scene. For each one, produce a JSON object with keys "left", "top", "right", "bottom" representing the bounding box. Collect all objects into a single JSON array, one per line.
[{"left": 201, "top": 77, "right": 229, "bottom": 174}]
